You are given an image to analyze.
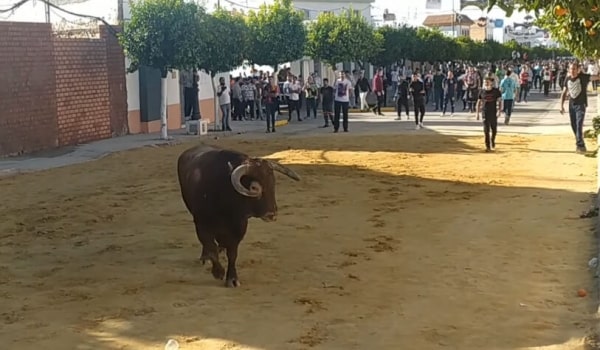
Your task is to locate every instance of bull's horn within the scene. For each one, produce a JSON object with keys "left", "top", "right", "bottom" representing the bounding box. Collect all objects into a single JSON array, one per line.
[
  {"left": 230, "top": 163, "right": 262, "bottom": 197},
  {"left": 267, "top": 160, "right": 301, "bottom": 181}
]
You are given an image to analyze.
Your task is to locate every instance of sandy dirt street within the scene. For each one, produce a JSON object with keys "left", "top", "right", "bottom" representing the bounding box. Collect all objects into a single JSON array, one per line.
[{"left": 0, "top": 133, "right": 598, "bottom": 350}]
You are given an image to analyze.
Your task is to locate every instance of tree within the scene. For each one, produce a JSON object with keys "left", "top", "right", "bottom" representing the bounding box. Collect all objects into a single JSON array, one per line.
[
  {"left": 198, "top": 8, "right": 248, "bottom": 129},
  {"left": 305, "top": 9, "right": 383, "bottom": 69},
  {"left": 120, "top": 0, "right": 203, "bottom": 139},
  {"left": 372, "top": 25, "right": 417, "bottom": 68},
  {"left": 489, "top": 0, "right": 600, "bottom": 58},
  {"left": 245, "top": 0, "right": 306, "bottom": 69},
  {"left": 413, "top": 28, "right": 457, "bottom": 63}
]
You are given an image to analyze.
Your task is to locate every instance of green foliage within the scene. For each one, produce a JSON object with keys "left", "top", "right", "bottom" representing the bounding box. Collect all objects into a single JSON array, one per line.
[
  {"left": 413, "top": 27, "right": 459, "bottom": 63},
  {"left": 305, "top": 9, "right": 383, "bottom": 68},
  {"left": 198, "top": 9, "right": 248, "bottom": 76},
  {"left": 119, "top": 0, "right": 203, "bottom": 77},
  {"left": 245, "top": 0, "right": 306, "bottom": 67},
  {"left": 370, "top": 25, "right": 567, "bottom": 65},
  {"left": 372, "top": 25, "right": 417, "bottom": 67},
  {"left": 488, "top": 0, "right": 600, "bottom": 58}
]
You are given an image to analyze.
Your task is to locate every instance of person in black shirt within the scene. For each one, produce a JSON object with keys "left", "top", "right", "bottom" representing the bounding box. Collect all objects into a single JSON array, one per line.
[
  {"left": 356, "top": 72, "right": 371, "bottom": 111},
  {"left": 476, "top": 77, "right": 503, "bottom": 152},
  {"left": 394, "top": 76, "right": 410, "bottom": 120},
  {"left": 560, "top": 62, "right": 590, "bottom": 153},
  {"left": 409, "top": 73, "right": 426, "bottom": 129},
  {"left": 320, "top": 78, "right": 334, "bottom": 128}
]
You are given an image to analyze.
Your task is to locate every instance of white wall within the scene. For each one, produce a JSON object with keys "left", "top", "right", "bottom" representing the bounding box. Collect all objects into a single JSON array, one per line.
[
  {"left": 198, "top": 71, "right": 216, "bottom": 100},
  {"left": 294, "top": 1, "right": 373, "bottom": 24},
  {"left": 125, "top": 58, "right": 140, "bottom": 112}
]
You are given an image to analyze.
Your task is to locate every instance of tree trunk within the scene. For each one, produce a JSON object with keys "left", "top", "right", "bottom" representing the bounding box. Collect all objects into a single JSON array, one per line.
[{"left": 160, "top": 69, "right": 169, "bottom": 140}]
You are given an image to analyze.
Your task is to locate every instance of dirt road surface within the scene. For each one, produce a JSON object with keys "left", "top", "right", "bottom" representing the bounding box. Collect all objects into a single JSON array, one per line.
[{"left": 0, "top": 133, "right": 597, "bottom": 350}]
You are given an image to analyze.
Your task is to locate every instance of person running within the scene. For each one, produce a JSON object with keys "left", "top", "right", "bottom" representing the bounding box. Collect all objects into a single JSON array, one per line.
[
  {"left": 476, "top": 77, "right": 503, "bottom": 152},
  {"left": 333, "top": 71, "right": 352, "bottom": 133},
  {"left": 320, "top": 78, "right": 334, "bottom": 128},
  {"left": 499, "top": 69, "right": 517, "bottom": 125},
  {"left": 560, "top": 62, "right": 591, "bottom": 154},
  {"left": 409, "top": 72, "right": 426, "bottom": 130},
  {"left": 441, "top": 70, "right": 457, "bottom": 117}
]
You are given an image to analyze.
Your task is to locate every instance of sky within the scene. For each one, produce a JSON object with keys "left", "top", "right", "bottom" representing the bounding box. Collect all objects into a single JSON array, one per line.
[{"left": 0, "top": 0, "right": 532, "bottom": 25}]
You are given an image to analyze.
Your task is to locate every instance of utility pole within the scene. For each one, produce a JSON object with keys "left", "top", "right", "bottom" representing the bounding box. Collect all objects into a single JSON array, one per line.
[
  {"left": 217, "top": 0, "right": 220, "bottom": 9},
  {"left": 118, "top": 0, "right": 124, "bottom": 24},
  {"left": 451, "top": 0, "right": 455, "bottom": 38},
  {"left": 45, "top": 1, "right": 50, "bottom": 23}
]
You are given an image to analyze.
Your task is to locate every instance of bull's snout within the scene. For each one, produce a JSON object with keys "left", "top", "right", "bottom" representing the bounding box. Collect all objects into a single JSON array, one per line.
[{"left": 261, "top": 212, "right": 277, "bottom": 222}]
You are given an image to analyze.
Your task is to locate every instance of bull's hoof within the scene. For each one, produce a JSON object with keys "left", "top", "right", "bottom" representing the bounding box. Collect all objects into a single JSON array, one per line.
[
  {"left": 211, "top": 264, "right": 225, "bottom": 280},
  {"left": 225, "top": 278, "right": 241, "bottom": 288}
]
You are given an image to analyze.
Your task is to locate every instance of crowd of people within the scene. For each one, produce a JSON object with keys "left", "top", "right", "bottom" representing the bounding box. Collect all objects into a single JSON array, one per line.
[{"left": 213, "top": 58, "right": 598, "bottom": 153}]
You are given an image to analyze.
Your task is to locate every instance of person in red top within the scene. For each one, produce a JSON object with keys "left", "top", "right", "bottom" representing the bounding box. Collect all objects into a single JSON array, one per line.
[
  {"left": 518, "top": 65, "right": 531, "bottom": 103},
  {"left": 372, "top": 68, "right": 385, "bottom": 116}
]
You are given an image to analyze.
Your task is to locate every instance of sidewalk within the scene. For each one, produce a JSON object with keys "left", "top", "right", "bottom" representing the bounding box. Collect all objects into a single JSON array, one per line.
[
  {"left": 0, "top": 117, "right": 315, "bottom": 176},
  {"left": 0, "top": 91, "right": 596, "bottom": 176}
]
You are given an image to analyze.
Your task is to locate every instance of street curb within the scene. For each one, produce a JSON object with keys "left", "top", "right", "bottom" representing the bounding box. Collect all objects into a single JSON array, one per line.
[
  {"left": 274, "top": 119, "right": 289, "bottom": 127},
  {"left": 348, "top": 107, "right": 396, "bottom": 114}
]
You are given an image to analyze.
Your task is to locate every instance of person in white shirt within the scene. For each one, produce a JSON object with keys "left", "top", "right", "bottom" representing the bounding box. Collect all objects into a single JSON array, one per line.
[
  {"left": 288, "top": 76, "right": 302, "bottom": 122},
  {"left": 587, "top": 61, "right": 599, "bottom": 91},
  {"left": 333, "top": 71, "right": 352, "bottom": 133},
  {"left": 217, "top": 76, "right": 232, "bottom": 131}
]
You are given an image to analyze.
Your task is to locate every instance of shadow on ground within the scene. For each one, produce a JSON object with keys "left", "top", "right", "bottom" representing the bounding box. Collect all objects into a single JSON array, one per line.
[{"left": 0, "top": 134, "right": 597, "bottom": 350}]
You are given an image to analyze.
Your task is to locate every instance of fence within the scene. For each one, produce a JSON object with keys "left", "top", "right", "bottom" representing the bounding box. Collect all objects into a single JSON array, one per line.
[{"left": 0, "top": 22, "right": 127, "bottom": 157}]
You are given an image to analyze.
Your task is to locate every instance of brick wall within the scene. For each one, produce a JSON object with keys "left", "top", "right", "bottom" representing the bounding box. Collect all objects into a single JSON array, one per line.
[
  {"left": 54, "top": 38, "right": 112, "bottom": 146},
  {"left": 0, "top": 22, "right": 59, "bottom": 156},
  {"left": 0, "top": 22, "right": 128, "bottom": 157},
  {"left": 101, "top": 26, "right": 128, "bottom": 136}
]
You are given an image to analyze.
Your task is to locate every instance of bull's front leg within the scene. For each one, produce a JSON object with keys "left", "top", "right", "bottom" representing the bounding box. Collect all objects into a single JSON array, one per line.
[
  {"left": 194, "top": 221, "right": 225, "bottom": 280},
  {"left": 225, "top": 243, "right": 240, "bottom": 288},
  {"left": 224, "top": 219, "right": 248, "bottom": 288}
]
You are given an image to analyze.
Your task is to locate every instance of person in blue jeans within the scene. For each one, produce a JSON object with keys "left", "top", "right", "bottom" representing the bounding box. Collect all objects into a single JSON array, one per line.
[
  {"left": 499, "top": 69, "right": 517, "bottom": 125},
  {"left": 560, "top": 62, "right": 591, "bottom": 154}
]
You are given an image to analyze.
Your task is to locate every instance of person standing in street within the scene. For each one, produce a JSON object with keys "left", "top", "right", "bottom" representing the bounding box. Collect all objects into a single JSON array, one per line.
[
  {"left": 320, "top": 78, "right": 334, "bottom": 128},
  {"left": 409, "top": 73, "right": 426, "bottom": 130},
  {"left": 394, "top": 75, "right": 410, "bottom": 120},
  {"left": 372, "top": 68, "right": 385, "bottom": 116},
  {"left": 263, "top": 76, "right": 280, "bottom": 133},
  {"left": 476, "top": 77, "right": 503, "bottom": 152},
  {"left": 499, "top": 69, "right": 517, "bottom": 125},
  {"left": 433, "top": 70, "right": 444, "bottom": 111},
  {"left": 441, "top": 70, "right": 457, "bottom": 117},
  {"left": 217, "top": 76, "right": 232, "bottom": 132},
  {"left": 560, "top": 62, "right": 591, "bottom": 154},
  {"left": 333, "top": 71, "right": 352, "bottom": 133}
]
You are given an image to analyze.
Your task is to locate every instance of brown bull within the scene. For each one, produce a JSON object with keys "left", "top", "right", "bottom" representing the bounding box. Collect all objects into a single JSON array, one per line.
[{"left": 177, "top": 144, "right": 300, "bottom": 287}]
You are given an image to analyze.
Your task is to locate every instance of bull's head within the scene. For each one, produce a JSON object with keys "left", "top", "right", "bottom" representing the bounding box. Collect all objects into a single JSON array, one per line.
[{"left": 228, "top": 159, "right": 300, "bottom": 222}]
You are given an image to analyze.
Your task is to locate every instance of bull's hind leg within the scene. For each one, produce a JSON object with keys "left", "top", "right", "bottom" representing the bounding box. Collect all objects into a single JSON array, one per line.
[{"left": 193, "top": 221, "right": 225, "bottom": 280}]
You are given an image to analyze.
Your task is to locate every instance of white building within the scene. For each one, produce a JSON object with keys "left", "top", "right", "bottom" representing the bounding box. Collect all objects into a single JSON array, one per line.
[{"left": 503, "top": 24, "right": 554, "bottom": 48}]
